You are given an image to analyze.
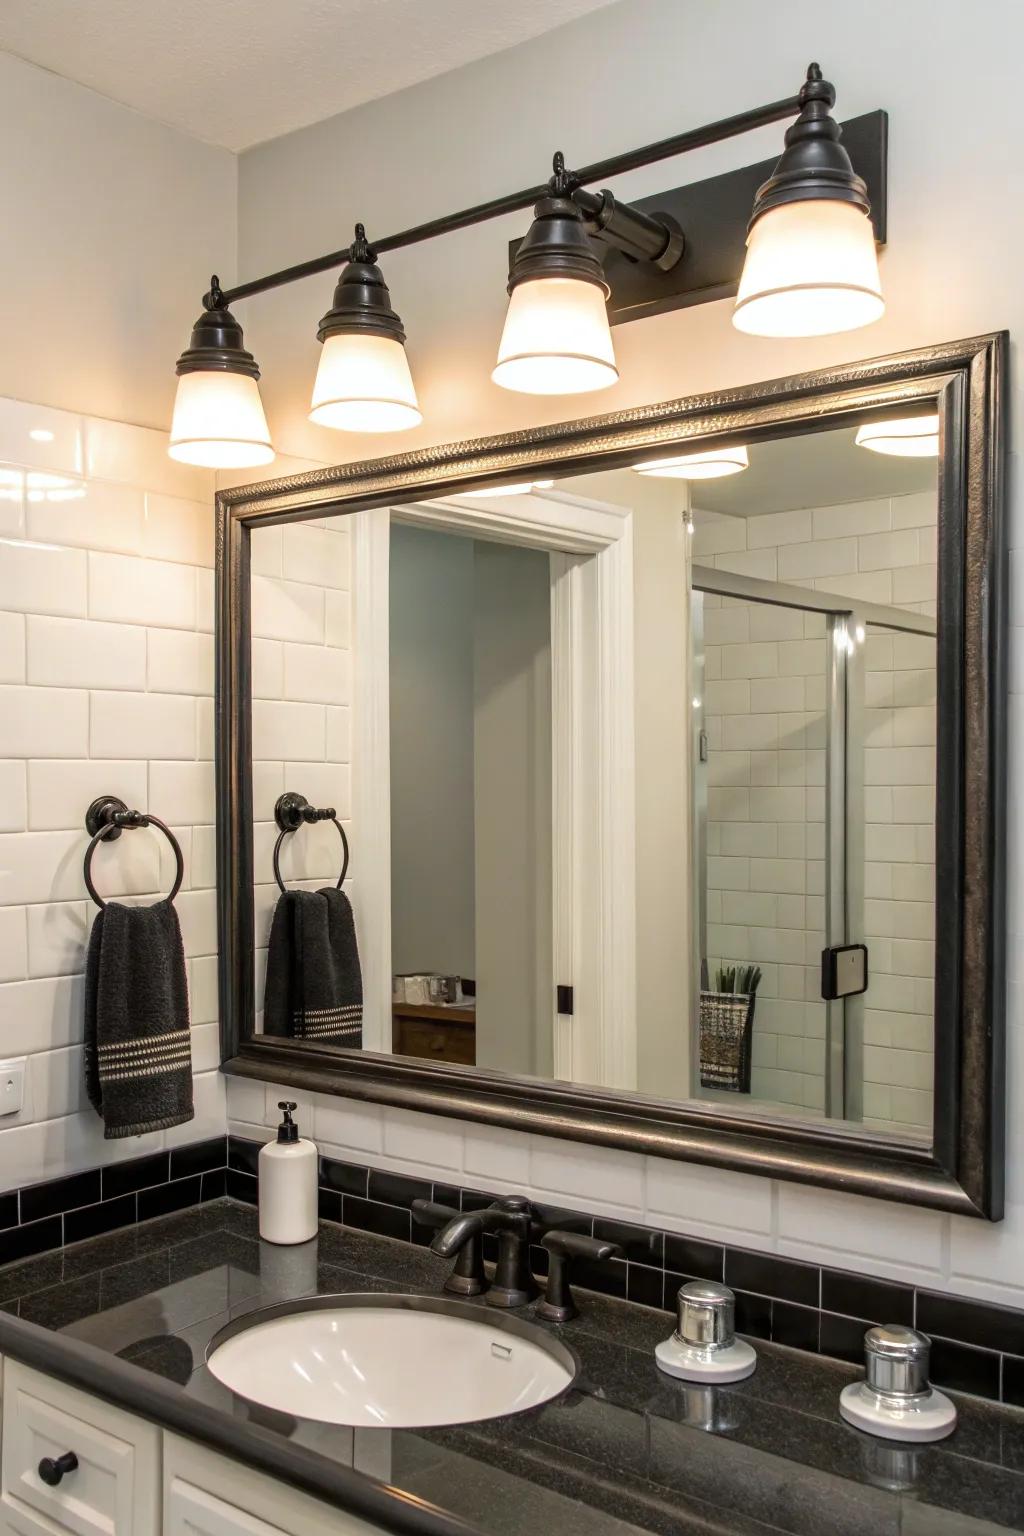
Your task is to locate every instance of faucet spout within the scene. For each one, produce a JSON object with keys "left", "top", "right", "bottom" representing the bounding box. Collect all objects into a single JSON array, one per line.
[{"left": 430, "top": 1211, "right": 486, "bottom": 1258}]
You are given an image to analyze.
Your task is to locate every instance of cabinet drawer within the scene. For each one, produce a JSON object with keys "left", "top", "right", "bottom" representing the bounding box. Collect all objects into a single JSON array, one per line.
[
  {"left": 1, "top": 1360, "right": 160, "bottom": 1536},
  {"left": 167, "top": 1478, "right": 291, "bottom": 1536},
  {"left": 396, "top": 1018, "right": 475, "bottom": 1064},
  {"left": 163, "top": 1436, "right": 385, "bottom": 1536}
]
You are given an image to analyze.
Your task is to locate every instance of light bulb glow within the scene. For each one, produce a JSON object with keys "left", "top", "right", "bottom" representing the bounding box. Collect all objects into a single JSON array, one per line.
[
  {"left": 169, "top": 370, "right": 274, "bottom": 468},
  {"left": 733, "top": 200, "right": 884, "bottom": 338},
  {"left": 633, "top": 445, "right": 749, "bottom": 480},
  {"left": 492, "top": 279, "right": 617, "bottom": 395},
  {"left": 855, "top": 414, "right": 940, "bottom": 458},
  {"left": 310, "top": 332, "right": 421, "bottom": 433}
]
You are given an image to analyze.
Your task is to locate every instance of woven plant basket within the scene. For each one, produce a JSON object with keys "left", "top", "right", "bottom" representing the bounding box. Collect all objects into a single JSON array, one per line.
[{"left": 699, "top": 990, "right": 755, "bottom": 1093}]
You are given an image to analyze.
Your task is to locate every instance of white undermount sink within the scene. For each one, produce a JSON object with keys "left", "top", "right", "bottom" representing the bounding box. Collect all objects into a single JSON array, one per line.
[{"left": 206, "top": 1293, "right": 577, "bottom": 1428}]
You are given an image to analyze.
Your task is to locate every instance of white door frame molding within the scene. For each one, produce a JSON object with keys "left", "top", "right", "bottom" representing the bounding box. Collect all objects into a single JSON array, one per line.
[{"left": 352, "top": 488, "right": 637, "bottom": 1088}]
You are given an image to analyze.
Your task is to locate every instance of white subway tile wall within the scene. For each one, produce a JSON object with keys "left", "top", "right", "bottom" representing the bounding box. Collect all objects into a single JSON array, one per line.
[
  {"left": 695, "top": 490, "right": 936, "bottom": 1133},
  {"left": 248, "top": 517, "right": 353, "bottom": 1025},
  {"left": 0, "top": 395, "right": 226, "bottom": 1185}
]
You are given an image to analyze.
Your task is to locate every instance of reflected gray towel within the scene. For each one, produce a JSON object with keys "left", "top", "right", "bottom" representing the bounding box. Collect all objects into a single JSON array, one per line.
[
  {"left": 84, "top": 900, "right": 193, "bottom": 1139},
  {"left": 264, "top": 888, "right": 363, "bottom": 1046}
]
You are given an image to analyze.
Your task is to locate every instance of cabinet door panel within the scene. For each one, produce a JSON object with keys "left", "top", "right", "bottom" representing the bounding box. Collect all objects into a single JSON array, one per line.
[{"left": 1, "top": 1362, "right": 159, "bottom": 1536}]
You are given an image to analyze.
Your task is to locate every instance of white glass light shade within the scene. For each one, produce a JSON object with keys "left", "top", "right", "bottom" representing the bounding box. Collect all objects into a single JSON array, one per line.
[
  {"left": 492, "top": 279, "right": 618, "bottom": 395},
  {"left": 168, "top": 370, "right": 274, "bottom": 468},
  {"left": 733, "top": 200, "right": 884, "bottom": 338},
  {"left": 633, "top": 445, "right": 749, "bottom": 480},
  {"left": 309, "top": 332, "right": 422, "bottom": 432},
  {"left": 855, "top": 414, "right": 940, "bottom": 458}
]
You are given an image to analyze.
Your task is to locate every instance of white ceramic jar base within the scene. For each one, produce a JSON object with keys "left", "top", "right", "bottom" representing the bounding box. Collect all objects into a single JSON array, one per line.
[
  {"left": 839, "top": 1380, "right": 958, "bottom": 1442},
  {"left": 655, "top": 1333, "right": 757, "bottom": 1383}
]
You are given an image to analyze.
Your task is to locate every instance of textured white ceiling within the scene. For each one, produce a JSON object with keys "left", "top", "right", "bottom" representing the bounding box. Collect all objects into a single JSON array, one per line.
[{"left": 0, "top": 0, "right": 618, "bottom": 151}]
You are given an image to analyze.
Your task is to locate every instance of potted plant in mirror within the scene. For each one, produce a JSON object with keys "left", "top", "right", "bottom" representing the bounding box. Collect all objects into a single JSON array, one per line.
[{"left": 699, "top": 964, "right": 762, "bottom": 1094}]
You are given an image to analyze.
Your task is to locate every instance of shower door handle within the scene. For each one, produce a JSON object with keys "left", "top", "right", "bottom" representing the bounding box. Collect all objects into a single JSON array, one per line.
[{"left": 821, "top": 944, "right": 868, "bottom": 1000}]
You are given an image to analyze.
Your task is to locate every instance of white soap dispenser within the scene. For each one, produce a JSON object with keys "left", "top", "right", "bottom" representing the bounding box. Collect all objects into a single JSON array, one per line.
[{"left": 259, "top": 1101, "right": 318, "bottom": 1244}]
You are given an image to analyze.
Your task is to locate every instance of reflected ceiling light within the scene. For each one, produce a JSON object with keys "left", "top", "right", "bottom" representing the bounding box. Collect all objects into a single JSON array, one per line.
[
  {"left": 633, "top": 446, "right": 749, "bottom": 480},
  {"left": 169, "top": 280, "right": 274, "bottom": 469},
  {"left": 310, "top": 226, "right": 421, "bottom": 433},
  {"left": 733, "top": 65, "right": 883, "bottom": 338},
  {"left": 855, "top": 414, "right": 940, "bottom": 457},
  {"left": 0, "top": 468, "right": 86, "bottom": 503},
  {"left": 493, "top": 156, "right": 618, "bottom": 397},
  {"left": 29, "top": 429, "right": 55, "bottom": 443},
  {"left": 462, "top": 479, "right": 555, "bottom": 499}
]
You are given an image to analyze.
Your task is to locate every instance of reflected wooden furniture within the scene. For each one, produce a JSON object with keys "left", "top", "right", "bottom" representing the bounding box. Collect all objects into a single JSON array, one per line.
[{"left": 392, "top": 1003, "right": 476, "bottom": 1066}]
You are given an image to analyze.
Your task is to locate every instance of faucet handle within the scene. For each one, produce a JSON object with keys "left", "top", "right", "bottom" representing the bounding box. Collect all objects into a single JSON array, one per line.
[
  {"left": 535, "top": 1230, "right": 622, "bottom": 1323},
  {"left": 412, "top": 1199, "right": 487, "bottom": 1297}
]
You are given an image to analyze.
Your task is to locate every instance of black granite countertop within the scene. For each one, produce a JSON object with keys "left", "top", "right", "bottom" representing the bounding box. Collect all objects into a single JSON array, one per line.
[{"left": 1, "top": 1198, "right": 1023, "bottom": 1536}]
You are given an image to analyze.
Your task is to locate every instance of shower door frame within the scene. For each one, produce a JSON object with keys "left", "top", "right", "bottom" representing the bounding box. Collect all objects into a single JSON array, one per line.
[{"left": 691, "top": 563, "right": 937, "bottom": 1124}]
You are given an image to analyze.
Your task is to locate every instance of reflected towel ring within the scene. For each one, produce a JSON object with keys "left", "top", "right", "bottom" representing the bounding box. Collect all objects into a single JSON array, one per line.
[
  {"left": 273, "top": 790, "right": 349, "bottom": 895},
  {"left": 83, "top": 796, "right": 185, "bottom": 910}
]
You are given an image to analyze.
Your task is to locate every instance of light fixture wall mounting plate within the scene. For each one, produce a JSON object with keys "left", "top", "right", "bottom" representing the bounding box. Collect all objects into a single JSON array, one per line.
[{"left": 510, "top": 112, "right": 886, "bottom": 328}]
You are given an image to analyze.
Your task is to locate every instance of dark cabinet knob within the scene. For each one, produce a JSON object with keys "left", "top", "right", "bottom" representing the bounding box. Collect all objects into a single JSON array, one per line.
[{"left": 38, "top": 1452, "right": 79, "bottom": 1487}]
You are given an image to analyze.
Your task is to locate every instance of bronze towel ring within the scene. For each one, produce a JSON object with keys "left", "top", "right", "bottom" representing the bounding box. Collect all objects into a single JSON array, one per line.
[
  {"left": 272, "top": 791, "right": 349, "bottom": 895},
  {"left": 83, "top": 796, "right": 184, "bottom": 910}
]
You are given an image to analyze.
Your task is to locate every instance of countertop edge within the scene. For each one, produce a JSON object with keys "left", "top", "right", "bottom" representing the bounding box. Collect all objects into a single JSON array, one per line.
[{"left": 0, "top": 1310, "right": 484, "bottom": 1536}]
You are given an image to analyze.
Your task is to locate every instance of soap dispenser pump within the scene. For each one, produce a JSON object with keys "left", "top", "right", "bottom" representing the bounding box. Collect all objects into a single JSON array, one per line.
[{"left": 258, "top": 1101, "right": 318, "bottom": 1245}]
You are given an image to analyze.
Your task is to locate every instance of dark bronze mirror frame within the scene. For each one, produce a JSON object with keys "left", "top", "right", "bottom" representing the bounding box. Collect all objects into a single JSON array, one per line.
[{"left": 216, "top": 331, "right": 1006, "bottom": 1219}]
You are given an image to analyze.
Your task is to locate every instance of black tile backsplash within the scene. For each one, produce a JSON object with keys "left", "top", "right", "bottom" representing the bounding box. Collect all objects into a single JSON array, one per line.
[
  {"left": 64, "top": 1194, "right": 138, "bottom": 1245},
  {"left": 725, "top": 1248, "right": 820, "bottom": 1308},
  {"left": 367, "top": 1169, "right": 433, "bottom": 1209},
  {"left": 663, "top": 1233, "right": 724, "bottom": 1283},
  {"left": 171, "top": 1138, "right": 228, "bottom": 1181},
  {"left": 929, "top": 1336, "right": 1003, "bottom": 1400},
  {"left": 21, "top": 1169, "right": 100, "bottom": 1224},
  {"left": 821, "top": 1267, "right": 914, "bottom": 1328},
  {"left": 4, "top": 1128, "right": 1024, "bottom": 1415},
  {"left": 916, "top": 1287, "right": 1024, "bottom": 1358},
  {"left": 593, "top": 1217, "right": 664, "bottom": 1267}
]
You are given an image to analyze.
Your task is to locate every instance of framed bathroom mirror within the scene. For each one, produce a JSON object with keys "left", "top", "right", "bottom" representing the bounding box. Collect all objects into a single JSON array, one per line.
[{"left": 216, "top": 333, "right": 1006, "bottom": 1218}]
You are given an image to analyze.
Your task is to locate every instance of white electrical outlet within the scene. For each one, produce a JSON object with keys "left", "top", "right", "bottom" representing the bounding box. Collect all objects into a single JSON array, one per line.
[{"left": 0, "top": 1059, "right": 26, "bottom": 1116}]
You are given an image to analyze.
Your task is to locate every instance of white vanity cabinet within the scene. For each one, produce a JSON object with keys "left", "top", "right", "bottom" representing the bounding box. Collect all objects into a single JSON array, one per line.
[
  {"left": 0, "top": 1359, "right": 160, "bottom": 1535},
  {"left": 0, "top": 1357, "right": 390, "bottom": 1536},
  {"left": 164, "top": 1435, "right": 384, "bottom": 1535}
]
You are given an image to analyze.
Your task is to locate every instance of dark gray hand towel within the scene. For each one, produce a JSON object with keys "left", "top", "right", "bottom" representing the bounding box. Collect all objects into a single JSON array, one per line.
[
  {"left": 84, "top": 899, "right": 194, "bottom": 1139},
  {"left": 264, "top": 888, "right": 363, "bottom": 1046}
]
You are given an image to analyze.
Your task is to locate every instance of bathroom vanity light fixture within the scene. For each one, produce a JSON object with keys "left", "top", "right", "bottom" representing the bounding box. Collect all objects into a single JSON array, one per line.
[
  {"left": 169, "top": 280, "right": 274, "bottom": 468},
  {"left": 633, "top": 445, "right": 749, "bottom": 479},
  {"left": 169, "top": 65, "right": 886, "bottom": 465},
  {"left": 310, "top": 226, "right": 422, "bottom": 432},
  {"left": 733, "top": 66, "right": 884, "bottom": 338},
  {"left": 855, "top": 413, "right": 940, "bottom": 457}
]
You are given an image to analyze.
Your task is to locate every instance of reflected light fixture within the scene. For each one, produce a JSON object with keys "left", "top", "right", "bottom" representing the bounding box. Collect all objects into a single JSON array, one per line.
[
  {"left": 855, "top": 414, "right": 940, "bottom": 457},
  {"left": 633, "top": 446, "right": 749, "bottom": 480},
  {"left": 462, "top": 479, "right": 555, "bottom": 498},
  {"left": 493, "top": 155, "right": 618, "bottom": 396},
  {"left": 733, "top": 65, "right": 883, "bottom": 338},
  {"left": 310, "top": 225, "right": 421, "bottom": 433},
  {"left": 169, "top": 279, "right": 274, "bottom": 469}
]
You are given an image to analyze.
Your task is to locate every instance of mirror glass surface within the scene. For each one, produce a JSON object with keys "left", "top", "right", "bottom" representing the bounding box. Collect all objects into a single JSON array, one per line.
[{"left": 247, "top": 405, "right": 939, "bottom": 1147}]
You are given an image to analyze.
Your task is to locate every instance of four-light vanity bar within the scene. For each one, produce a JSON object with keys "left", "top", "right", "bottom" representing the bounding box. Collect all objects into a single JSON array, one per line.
[{"left": 168, "top": 64, "right": 887, "bottom": 469}]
